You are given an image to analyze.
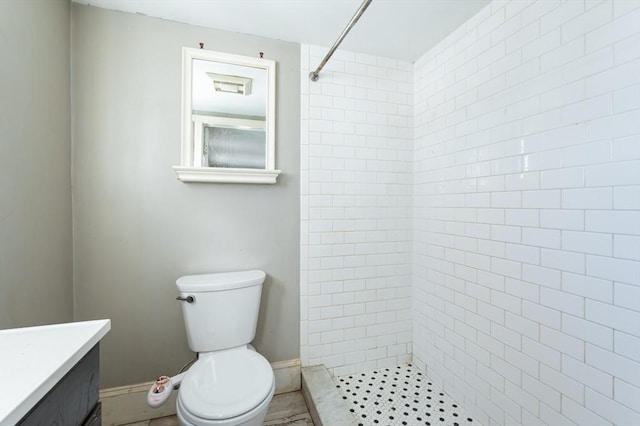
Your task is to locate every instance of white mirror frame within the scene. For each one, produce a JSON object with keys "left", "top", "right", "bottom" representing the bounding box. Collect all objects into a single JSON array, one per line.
[{"left": 173, "top": 47, "right": 280, "bottom": 184}]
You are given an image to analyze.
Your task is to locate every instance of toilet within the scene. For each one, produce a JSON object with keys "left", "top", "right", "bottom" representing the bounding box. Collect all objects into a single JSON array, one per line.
[{"left": 175, "top": 270, "right": 275, "bottom": 426}]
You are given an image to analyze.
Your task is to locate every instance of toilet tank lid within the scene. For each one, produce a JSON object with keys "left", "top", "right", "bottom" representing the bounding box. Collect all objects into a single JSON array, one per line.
[{"left": 176, "top": 270, "right": 266, "bottom": 292}]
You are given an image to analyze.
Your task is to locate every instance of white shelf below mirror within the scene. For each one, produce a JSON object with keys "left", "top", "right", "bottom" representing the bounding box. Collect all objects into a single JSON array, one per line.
[{"left": 173, "top": 166, "right": 280, "bottom": 184}]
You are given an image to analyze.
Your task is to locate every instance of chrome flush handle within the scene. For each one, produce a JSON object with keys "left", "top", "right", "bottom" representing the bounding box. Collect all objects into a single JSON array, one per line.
[{"left": 176, "top": 295, "right": 195, "bottom": 303}]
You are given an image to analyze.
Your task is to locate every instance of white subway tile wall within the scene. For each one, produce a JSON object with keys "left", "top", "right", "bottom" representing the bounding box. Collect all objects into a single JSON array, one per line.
[
  {"left": 301, "top": 0, "right": 639, "bottom": 424},
  {"left": 301, "top": 46, "right": 415, "bottom": 376},
  {"left": 413, "top": 1, "right": 640, "bottom": 425}
]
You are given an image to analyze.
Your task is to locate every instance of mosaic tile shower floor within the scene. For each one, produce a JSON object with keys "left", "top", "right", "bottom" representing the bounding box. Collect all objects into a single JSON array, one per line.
[{"left": 334, "top": 364, "right": 479, "bottom": 426}]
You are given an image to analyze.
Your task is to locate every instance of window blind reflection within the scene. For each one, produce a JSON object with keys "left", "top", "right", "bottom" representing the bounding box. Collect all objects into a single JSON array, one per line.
[{"left": 204, "top": 127, "right": 266, "bottom": 169}]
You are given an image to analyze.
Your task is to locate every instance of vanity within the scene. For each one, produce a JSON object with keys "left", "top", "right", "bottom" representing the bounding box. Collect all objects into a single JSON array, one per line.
[{"left": 0, "top": 319, "right": 111, "bottom": 425}]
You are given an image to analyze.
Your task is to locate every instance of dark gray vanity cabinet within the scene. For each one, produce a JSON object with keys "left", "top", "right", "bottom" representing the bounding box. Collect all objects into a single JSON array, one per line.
[{"left": 17, "top": 344, "right": 101, "bottom": 426}]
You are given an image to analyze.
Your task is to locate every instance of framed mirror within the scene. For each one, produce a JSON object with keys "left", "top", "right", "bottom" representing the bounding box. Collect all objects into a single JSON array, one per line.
[{"left": 173, "top": 47, "right": 280, "bottom": 183}]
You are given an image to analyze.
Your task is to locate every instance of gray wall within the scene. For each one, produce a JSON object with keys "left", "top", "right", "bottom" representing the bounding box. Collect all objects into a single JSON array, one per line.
[
  {"left": 72, "top": 5, "right": 300, "bottom": 388},
  {"left": 0, "top": 0, "right": 73, "bottom": 328}
]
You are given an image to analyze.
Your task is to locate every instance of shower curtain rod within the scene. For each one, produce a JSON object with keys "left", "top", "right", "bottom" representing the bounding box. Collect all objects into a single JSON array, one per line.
[{"left": 309, "top": 0, "right": 373, "bottom": 81}]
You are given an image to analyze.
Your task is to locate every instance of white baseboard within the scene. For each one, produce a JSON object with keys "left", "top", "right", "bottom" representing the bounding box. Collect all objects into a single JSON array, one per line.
[
  {"left": 271, "top": 358, "right": 301, "bottom": 394},
  {"left": 100, "top": 358, "right": 301, "bottom": 425}
]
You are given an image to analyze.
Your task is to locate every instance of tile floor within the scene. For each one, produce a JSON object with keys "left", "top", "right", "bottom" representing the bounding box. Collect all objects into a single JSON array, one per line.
[
  {"left": 335, "top": 364, "right": 478, "bottom": 426},
  {"left": 123, "top": 390, "right": 313, "bottom": 426}
]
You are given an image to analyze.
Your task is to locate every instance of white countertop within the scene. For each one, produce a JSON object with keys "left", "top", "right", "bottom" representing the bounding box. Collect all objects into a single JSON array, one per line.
[{"left": 0, "top": 319, "right": 111, "bottom": 425}]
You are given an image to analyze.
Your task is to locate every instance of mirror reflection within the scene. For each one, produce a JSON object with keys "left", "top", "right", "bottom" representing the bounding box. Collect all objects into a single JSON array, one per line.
[{"left": 192, "top": 60, "right": 267, "bottom": 169}]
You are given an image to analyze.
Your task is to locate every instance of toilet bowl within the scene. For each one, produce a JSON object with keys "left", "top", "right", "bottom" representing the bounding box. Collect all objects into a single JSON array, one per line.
[
  {"left": 176, "top": 349, "right": 274, "bottom": 425},
  {"left": 175, "top": 270, "right": 274, "bottom": 426}
]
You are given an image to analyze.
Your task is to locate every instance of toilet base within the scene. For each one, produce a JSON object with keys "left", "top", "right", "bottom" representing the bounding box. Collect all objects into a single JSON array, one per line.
[{"left": 176, "top": 381, "right": 275, "bottom": 426}]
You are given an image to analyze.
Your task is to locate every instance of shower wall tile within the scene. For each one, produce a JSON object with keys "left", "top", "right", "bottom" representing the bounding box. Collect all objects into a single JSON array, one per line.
[
  {"left": 301, "top": 45, "right": 414, "bottom": 376},
  {"left": 413, "top": 0, "right": 640, "bottom": 425}
]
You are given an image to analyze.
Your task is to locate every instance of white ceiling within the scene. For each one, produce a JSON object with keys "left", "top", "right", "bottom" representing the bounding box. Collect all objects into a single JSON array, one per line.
[{"left": 73, "top": 0, "right": 490, "bottom": 62}]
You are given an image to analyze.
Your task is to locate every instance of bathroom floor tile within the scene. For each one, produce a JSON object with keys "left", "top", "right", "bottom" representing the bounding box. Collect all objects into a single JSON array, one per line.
[
  {"left": 148, "top": 415, "right": 178, "bottom": 426},
  {"left": 334, "top": 364, "right": 478, "bottom": 426},
  {"left": 264, "top": 412, "right": 314, "bottom": 425},
  {"left": 265, "top": 390, "right": 313, "bottom": 423}
]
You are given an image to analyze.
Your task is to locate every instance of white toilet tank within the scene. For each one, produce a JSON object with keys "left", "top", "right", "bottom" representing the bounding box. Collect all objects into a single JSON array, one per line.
[{"left": 176, "top": 270, "right": 266, "bottom": 353}]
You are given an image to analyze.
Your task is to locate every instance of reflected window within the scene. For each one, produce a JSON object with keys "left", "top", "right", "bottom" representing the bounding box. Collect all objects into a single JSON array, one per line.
[{"left": 204, "top": 126, "right": 266, "bottom": 169}]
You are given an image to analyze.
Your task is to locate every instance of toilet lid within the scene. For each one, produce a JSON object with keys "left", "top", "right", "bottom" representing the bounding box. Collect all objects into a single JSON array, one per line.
[{"left": 179, "top": 349, "right": 274, "bottom": 420}]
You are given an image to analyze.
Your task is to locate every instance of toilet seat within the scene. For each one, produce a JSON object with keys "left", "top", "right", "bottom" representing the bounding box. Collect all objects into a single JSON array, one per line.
[
  {"left": 177, "top": 381, "right": 274, "bottom": 426},
  {"left": 178, "top": 348, "right": 274, "bottom": 421}
]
